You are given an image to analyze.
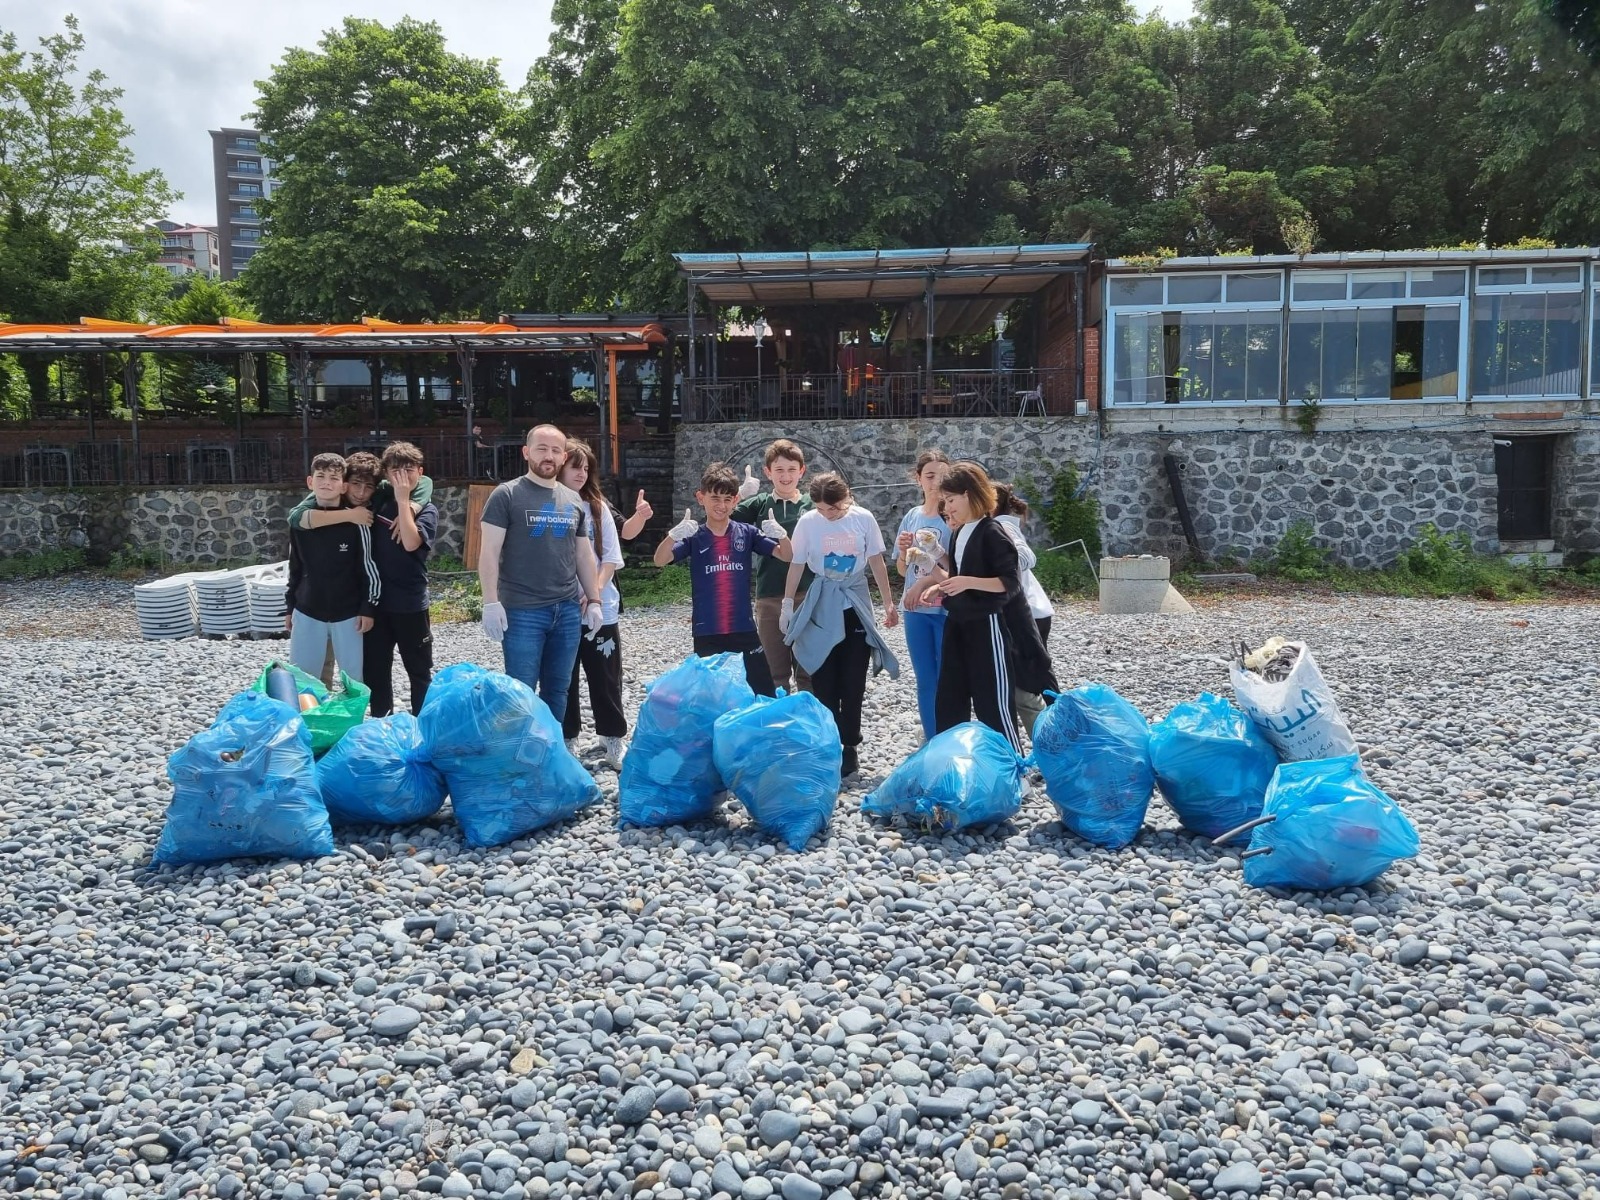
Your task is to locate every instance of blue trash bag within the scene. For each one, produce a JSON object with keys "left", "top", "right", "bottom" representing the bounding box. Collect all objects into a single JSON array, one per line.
[
  {"left": 1149, "top": 693, "right": 1281, "bottom": 841},
  {"left": 1243, "top": 755, "right": 1421, "bottom": 890},
  {"left": 417, "top": 663, "right": 600, "bottom": 847},
  {"left": 316, "top": 712, "right": 448, "bottom": 825},
  {"left": 620, "top": 653, "right": 756, "bottom": 828},
  {"left": 713, "top": 690, "right": 842, "bottom": 850},
  {"left": 862, "top": 722, "right": 1024, "bottom": 832},
  {"left": 1030, "top": 683, "right": 1153, "bottom": 849},
  {"left": 154, "top": 691, "right": 333, "bottom": 865}
]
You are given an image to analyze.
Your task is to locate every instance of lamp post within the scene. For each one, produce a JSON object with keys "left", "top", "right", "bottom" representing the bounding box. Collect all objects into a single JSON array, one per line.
[{"left": 753, "top": 315, "right": 769, "bottom": 407}]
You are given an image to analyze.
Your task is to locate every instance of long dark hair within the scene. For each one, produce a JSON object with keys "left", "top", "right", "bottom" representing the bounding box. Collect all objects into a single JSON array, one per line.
[{"left": 563, "top": 438, "right": 606, "bottom": 542}]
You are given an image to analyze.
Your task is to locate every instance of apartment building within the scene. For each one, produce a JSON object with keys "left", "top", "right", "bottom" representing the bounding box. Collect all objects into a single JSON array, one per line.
[
  {"left": 210, "top": 127, "right": 276, "bottom": 281},
  {"left": 144, "top": 220, "right": 220, "bottom": 278}
]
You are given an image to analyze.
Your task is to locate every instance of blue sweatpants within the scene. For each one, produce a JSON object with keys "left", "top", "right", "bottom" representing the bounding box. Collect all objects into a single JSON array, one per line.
[{"left": 903, "top": 608, "right": 946, "bottom": 740}]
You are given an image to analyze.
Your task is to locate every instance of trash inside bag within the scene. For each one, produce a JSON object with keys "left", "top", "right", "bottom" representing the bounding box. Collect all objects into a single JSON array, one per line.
[
  {"left": 251, "top": 660, "right": 370, "bottom": 757},
  {"left": 316, "top": 712, "right": 448, "bottom": 825},
  {"left": 1230, "top": 638, "right": 1358, "bottom": 762},
  {"left": 154, "top": 691, "right": 333, "bottom": 865},
  {"left": 417, "top": 663, "right": 599, "bottom": 847},
  {"left": 1242, "top": 754, "right": 1420, "bottom": 890},
  {"left": 862, "top": 721, "right": 1024, "bottom": 832},
  {"left": 619, "top": 653, "right": 756, "bottom": 828},
  {"left": 1031, "top": 682, "right": 1153, "bottom": 849},
  {"left": 713, "top": 690, "right": 841, "bottom": 850},
  {"left": 1150, "top": 692, "right": 1280, "bottom": 841}
]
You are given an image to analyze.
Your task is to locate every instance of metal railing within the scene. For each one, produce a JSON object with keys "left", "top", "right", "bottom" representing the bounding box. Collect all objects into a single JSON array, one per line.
[{"left": 684, "top": 368, "right": 1079, "bottom": 422}]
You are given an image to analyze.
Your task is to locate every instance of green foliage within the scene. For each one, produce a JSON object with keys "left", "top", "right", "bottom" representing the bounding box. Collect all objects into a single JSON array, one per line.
[
  {"left": 245, "top": 17, "right": 520, "bottom": 322},
  {"left": 0, "top": 546, "right": 87, "bottom": 579},
  {"left": 1393, "top": 524, "right": 1539, "bottom": 599},
  {"left": 107, "top": 543, "right": 165, "bottom": 573},
  {"left": 1293, "top": 394, "right": 1322, "bottom": 436},
  {"left": 617, "top": 563, "right": 692, "bottom": 608},
  {"left": 1268, "top": 519, "right": 1330, "bottom": 580},
  {"left": 1022, "top": 463, "right": 1102, "bottom": 560},
  {"left": 1031, "top": 549, "right": 1097, "bottom": 597},
  {"left": 510, "top": 0, "right": 1002, "bottom": 309}
]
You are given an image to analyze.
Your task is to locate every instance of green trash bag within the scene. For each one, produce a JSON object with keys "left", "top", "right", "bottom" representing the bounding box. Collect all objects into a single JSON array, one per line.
[{"left": 251, "top": 660, "right": 369, "bottom": 756}]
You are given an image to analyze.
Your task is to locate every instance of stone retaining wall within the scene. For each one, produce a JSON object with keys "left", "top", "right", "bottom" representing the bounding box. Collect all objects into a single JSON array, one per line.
[
  {"left": 673, "top": 419, "right": 1503, "bottom": 568},
  {"left": 0, "top": 485, "right": 472, "bottom": 566}
]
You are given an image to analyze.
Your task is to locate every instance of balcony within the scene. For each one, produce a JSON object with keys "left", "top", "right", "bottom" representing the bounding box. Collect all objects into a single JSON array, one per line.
[{"left": 228, "top": 160, "right": 263, "bottom": 177}]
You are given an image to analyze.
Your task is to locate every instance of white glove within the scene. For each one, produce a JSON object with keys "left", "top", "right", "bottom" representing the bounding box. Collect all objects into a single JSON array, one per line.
[
  {"left": 668, "top": 508, "right": 699, "bottom": 541},
  {"left": 481, "top": 601, "right": 507, "bottom": 642},
  {"left": 778, "top": 597, "right": 794, "bottom": 635},
  {"left": 759, "top": 507, "right": 786, "bottom": 540},
  {"left": 737, "top": 464, "right": 760, "bottom": 500},
  {"left": 582, "top": 601, "right": 603, "bottom": 635}
]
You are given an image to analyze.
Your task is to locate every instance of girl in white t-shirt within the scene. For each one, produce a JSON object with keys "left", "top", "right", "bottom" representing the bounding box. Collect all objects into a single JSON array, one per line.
[
  {"left": 782, "top": 473, "right": 899, "bottom": 778},
  {"left": 560, "top": 440, "right": 628, "bottom": 769}
]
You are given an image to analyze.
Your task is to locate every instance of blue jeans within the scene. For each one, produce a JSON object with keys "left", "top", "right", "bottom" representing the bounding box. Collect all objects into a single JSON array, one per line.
[
  {"left": 502, "top": 601, "right": 581, "bottom": 724},
  {"left": 903, "top": 608, "right": 946, "bottom": 740}
]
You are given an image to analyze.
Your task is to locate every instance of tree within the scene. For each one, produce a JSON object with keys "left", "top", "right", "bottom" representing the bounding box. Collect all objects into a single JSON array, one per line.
[
  {"left": 1545, "top": 0, "right": 1600, "bottom": 61},
  {"left": 244, "top": 17, "right": 522, "bottom": 325},
  {"left": 961, "top": 0, "right": 1321, "bottom": 254},
  {"left": 0, "top": 17, "right": 174, "bottom": 413},
  {"left": 156, "top": 276, "right": 259, "bottom": 415},
  {"left": 510, "top": 0, "right": 1004, "bottom": 310}
]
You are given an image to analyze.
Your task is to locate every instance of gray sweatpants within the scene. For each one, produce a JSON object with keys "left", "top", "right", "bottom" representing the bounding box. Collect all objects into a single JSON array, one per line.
[{"left": 289, "top": 611, "right": 365, "bottom": 683}]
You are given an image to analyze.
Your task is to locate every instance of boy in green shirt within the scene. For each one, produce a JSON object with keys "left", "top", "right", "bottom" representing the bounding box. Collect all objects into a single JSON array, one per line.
[{"left": 732, "top": 439, "right": 815, "bottom": 693}]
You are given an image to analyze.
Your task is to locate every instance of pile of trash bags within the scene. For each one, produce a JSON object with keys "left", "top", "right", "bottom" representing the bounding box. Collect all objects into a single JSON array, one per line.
[
  {"left": 619, "top": 653, "right": 755, "bottom": 828},
  {"left": 1149, "top": 693, "right": 1279, "bottom": 842},
  {"left": 317, "top": 712, "right": 448, "bottom": 825},
  {"left": 863, "top": 722, "right": 1024, "bottom": 832},
  {"left": 1240, "top": 755, "right": 1421, "bottom": 889},
  {"left": 418, "top": 663, "right": 600, "bottom": 847},
  {"left": 1030, "top": 683, "right": 1153, "bottom": 849},
  {"left": 251, "top": 661, "right": 369, "bottom": 756},
  {"left": 154, "top": 691, "right": 333, "bottom": 865},
  {"left": 713, "top": 690, "right": 841, "bottom": 850}
]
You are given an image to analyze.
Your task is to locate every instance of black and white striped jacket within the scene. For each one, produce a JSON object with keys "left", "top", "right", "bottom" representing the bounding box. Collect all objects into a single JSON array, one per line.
[{"left": 286, "top": 514, "right": 380, "bottom": 622}]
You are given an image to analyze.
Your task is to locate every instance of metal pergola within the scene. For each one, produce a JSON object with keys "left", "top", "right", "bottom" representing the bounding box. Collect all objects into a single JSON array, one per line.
[
  {"left": 0, "top": 316, "right": 672, "bottom": 477},
  {"left": 673, "top": 244, "right": 1096, "bottom": 392}
]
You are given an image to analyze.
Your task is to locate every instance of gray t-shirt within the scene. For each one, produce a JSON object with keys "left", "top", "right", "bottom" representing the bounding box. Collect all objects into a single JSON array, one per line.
[{"left": 481, "top": 475, "right": 590, "bottom": 609}]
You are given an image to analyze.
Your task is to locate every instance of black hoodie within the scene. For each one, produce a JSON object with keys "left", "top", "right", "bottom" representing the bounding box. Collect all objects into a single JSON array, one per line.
[{"left": 286, "top": 510, "right": 380, "bottom": 622}]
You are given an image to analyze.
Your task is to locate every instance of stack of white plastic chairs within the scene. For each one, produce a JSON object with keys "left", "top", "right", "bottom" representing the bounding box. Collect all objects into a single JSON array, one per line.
[
  {"left": 132, "top": 561, "right": 291, "bottom": 641},
  {"left": 133, "top": 573, "right": 203, "bottom": 640},
  {"left": 244, "top": 562, "right": 290, "bottom": 637}
]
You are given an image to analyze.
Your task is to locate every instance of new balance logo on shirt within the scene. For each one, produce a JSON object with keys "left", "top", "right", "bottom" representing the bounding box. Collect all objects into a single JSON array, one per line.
[{"left": 524, "top": 501, "right": 581, "bottom": 538}]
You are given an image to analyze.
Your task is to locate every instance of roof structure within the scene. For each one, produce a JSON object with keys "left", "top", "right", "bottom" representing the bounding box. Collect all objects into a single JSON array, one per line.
[
  {"left": 1103, "top": 247, "right": 1600, "bottom": 273},
  {"left": 673, "top": 244, "right": 1095, "bottom": 338},
  {"left": 0, "top": 317, "right": 671, "bottom": 355}
]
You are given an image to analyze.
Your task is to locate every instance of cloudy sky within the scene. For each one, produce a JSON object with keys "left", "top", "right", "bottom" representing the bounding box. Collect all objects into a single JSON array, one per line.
[{"left": 7, "top": 0, "right": 1191, "bottom": 227}]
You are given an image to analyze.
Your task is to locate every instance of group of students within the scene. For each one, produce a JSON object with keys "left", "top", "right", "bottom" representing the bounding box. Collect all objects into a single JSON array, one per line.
[
  {"left": 628, "top": 437, "right": 1057, "bottom": 776},
  {"left": 284, "top": 425, "right": 1060, "bottom": 783}
]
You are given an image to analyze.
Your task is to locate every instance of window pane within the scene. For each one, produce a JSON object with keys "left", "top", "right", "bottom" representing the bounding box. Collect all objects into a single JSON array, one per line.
[
  {"left": 1531, "top": 265, "right": 1582, "bottom": 285},
  {"left": 1226, "top": 272, "right": 1281, "bottom": 303},
  {"left": 1110, "top": 277, "right": 1164, "bottom": 306},
  {"left": 1545, "top": 292, "right": 1583, "bottom": 393},
  {"left": 1351, "top": 272, "right": 1405, "bottom": 299},
  {"left": 1472, "top": 292, "right": 1581, "bottom": 395},
  {"left": 1113, "top": 312, "right": 1166, "bottom": 404},
  {"left": 1177, "top": 313, "right": 1217, "bottom": 399},
  {"left": 1293, "top": 272, "right": 1347, "bottom": 301},
  {"left": 1247, "top": 320, "right": 1282, "bottom": 401},
  {"left": 1286, "top": 312, "right": 1322, "bottom": 400},
  {"left": 1213, "top": 316, "right": 1248, "bottom": 401},
  {"left": 1412, "top": 269, "right": 1466, "bottom": 297},
  {"left": 1355, "top": 309, "right": 1393, "bottom": 397},
  {"left": 1169, "top": 274, "right": 1222, "bottom": 304},
  {"left": 1392, "top": 305, "right": 1461, "bottom": 399},
  {"left": 1479, "top": 267, "right": 1528, "bottom": 288}
]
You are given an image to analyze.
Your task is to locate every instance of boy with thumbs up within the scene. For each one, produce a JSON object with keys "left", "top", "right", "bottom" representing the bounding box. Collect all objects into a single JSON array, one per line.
[
  {"left": 654, "top": 461, "right": 793, "bottom": 696},
  {"left": 732, "top": 440, "right": 815, "bottom": 693}
]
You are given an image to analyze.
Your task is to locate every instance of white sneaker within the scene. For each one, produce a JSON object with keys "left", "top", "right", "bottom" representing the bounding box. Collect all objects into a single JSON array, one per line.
[{"left": 601, "top": 736, "right": 625, "bottom": 770}]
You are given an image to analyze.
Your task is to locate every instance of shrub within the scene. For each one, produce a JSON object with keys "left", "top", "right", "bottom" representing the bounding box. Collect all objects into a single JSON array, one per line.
[
  {"left": 1268, "top": 520, "right": 1330, "bottom": 581},
  {"left": 1031, "top": 549, "right": 1097, "bottom": 597},
  {"left": 1021, "top": 463, "right": 1102, "bottom": 560},
  {"left": 0, "top": 547, "right": 88, "bottom": 579}
]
